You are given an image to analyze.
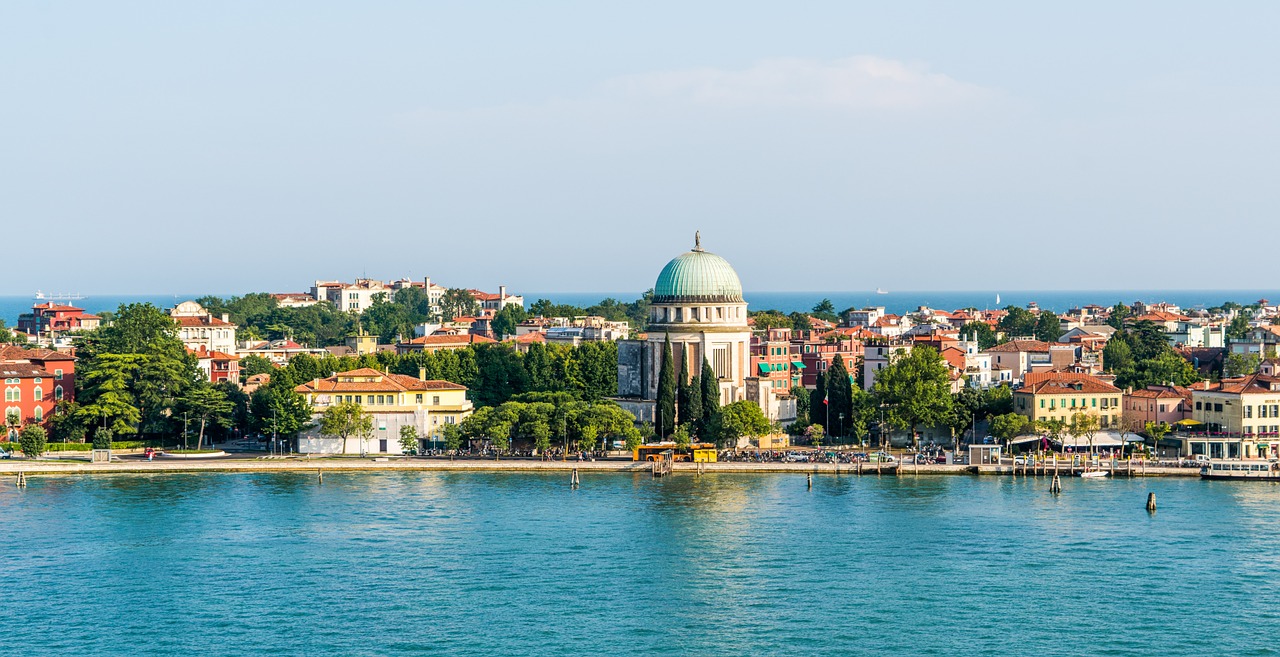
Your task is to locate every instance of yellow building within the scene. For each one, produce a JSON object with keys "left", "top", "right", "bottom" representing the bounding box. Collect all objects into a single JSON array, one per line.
[
  {"left": 294, "top": 367, "right": 473, "bottom": 454},
  {"left": 1189, "top": 373, "right": 1280, "bottom": 459},
  {"left": 1013, "top": 372, "right": 1122, "bottom": 428}
]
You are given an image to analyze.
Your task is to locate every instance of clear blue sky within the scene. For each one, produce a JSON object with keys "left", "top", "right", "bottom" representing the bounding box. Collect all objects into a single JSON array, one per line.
[{"left": 3, "top": 1, "right": 1277, "bottom": 295}]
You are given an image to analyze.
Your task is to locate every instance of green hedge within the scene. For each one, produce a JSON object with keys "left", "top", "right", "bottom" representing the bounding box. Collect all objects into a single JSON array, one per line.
[{"left": 3, "top": 441, "right": 163, "bottom": 452}]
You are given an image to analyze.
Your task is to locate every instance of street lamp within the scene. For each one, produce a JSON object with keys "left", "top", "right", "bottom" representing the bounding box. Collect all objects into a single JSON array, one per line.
[{"left": 838, "top": 413, "right": 844, "bottom": 446}]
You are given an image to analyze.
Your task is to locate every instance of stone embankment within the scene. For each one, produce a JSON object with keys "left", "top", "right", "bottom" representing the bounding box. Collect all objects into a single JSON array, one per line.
[{"left": 0, "top": 457, "right": 1197, "bottom": 477}]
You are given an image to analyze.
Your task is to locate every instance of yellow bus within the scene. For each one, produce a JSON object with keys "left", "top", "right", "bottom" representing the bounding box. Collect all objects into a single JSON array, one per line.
[{"left": 633, "top": 442, "right": 718, "bottom": 463}]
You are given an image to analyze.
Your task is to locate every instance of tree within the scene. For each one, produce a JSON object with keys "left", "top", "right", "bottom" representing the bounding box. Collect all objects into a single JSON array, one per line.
[
  {"left": 1227, "top": 315, "right": 1251, "bottom": 340},
  {"left": 825, "top": 355, "right": 853, "bottom": 438},
  {"left": 438, "top": 288, "right": 481, "bottom": 321},
  {"left": 656, "top": 335, "right": 676, "bottom": 439},
  {"left": 707, "top": 400, "right": 771, "bottom": 449},
  {"left": 998, "top": 306, "right": 1038, "bottom": 339},
  {"left": 961, "top": 322, "right": 998, "bottom": 350},
  {"left": 178, "top": 382, "right": 234, "bottom": 450},
  {"left": 18, "top": 424, "right": 47, "bottom": 459},
  {"left": 872, "top": 346, "right": 954, "bottom": 448},
  {"left": 1107, "top": 303, "right": 1131, "bottom": 330},
  {"left": 4, "top": 410, "right": 19, "bottom": 441},
  {"left": 1145, "top": 421, "right": 1171, "bottom": 458},
  {"left": 249, "top": 383, "right": 313, "bottom": 438},
  {"left": 677, "top": 363, "right": 696, "bottom": 427},
  {"left": 1035, "top": 312, "right": 1062, "bottom": 343},
  {"left": 685, "top": 371, "right": 703, "bottom": 436},
  {"left": 491, "top": 304, "right": 529, "bottom": 340},
  {"left": 672, "top": 423, "right": 692, "bottom": 448},
  {"left": 1103, "top": 338, "right": 1134, "bottom": 374},
  {"left": 748, "top": 311, "right": 792, "bottom": 331},
  {"left": 74, "top": 353, "right": 144, "bottom": 436},
  {"left": 1225, "top": 353, "right": 1261, "bottom": 378},
  {"left": 791, "top": 385, "right": 810, "bottom": 427},
  {"left": 442, "top": 423, "right": 463, "bottom": 454},
  {"left": 809, "top": 372, "right": 827, "bottom": 428},
  {"left": 239, "top": 354, "right": 276, "bottom": 379},
  {"left": 811, "top": 298, "right": 838, "bottom": 323},
  {"left": 92, "top": 427, "right": 113, "bottom": 450},
  {"left": 1036, "top": 417, "right": 1067, "bottom": 444},
  {"left": 399, "top": 425, "right": 419, "bottom": 455},
  {"left": 319, "top": 401, "right": 373, "bottom": 455},
  {"left": 1068, "top": 412, "right": 1101, "bottom": 455},
  {"left": 700, "top": 359, "right": 720, "bottom": 425},
  {"left": 989, "top": 413, "right": 1028, "bottom": 450},
  {"left": 805, "top": 423, "right": 825, "bottom": 447},
  {"left": 848, "top": 388, "right": 875, "bottom": 446}
]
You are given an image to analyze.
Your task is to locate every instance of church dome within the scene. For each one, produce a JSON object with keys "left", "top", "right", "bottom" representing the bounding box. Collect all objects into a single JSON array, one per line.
[{"left": 653, "top": 235, "right": 744, "bottom": 304}]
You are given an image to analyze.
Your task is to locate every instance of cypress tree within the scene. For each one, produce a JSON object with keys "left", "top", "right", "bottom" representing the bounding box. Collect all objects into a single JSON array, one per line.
[
  {"left": 656, "top": 335, "right": 676, "bottom": 439},
  {"left": 810, "top": 371, "right": 827, "bottom": 430},
  {"left": 677, "top": 358, "right": 694, "bottom": 427},
  {"left": 700, "top": 358, "right": 719, "bottom": 423},
  {"left": 686, "top": 370, "right": 703, "bottom": 437},
  {"left": 826, "top": 355, "right": 853, "bottom": 438}
]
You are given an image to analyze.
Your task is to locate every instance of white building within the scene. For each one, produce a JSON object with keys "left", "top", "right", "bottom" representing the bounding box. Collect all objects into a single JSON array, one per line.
[
  {"left": 169, "top": 301, "right": 237, "bottom": 355},
  {"left": 616, "top": 234, "right": 751, "bottom": 426}
]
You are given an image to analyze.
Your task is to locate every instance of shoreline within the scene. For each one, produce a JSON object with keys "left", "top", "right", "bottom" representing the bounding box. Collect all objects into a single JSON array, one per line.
[{"left": 0, "top": 458, "right": 1199, "bottom": 478}]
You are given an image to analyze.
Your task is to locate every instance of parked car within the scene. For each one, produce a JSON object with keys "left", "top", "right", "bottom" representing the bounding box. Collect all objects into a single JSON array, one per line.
[
  {"left": 1013, "top": 456, "right": 1027, "bottom": 466},
  {"left": 0, "top": 445, "right": 9, "bottom": 459}
]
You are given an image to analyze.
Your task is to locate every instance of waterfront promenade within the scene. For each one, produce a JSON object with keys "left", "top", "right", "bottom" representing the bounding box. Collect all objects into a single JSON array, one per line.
[{"left": 0, "top": 456, "right": 1195, "bottom": 477}]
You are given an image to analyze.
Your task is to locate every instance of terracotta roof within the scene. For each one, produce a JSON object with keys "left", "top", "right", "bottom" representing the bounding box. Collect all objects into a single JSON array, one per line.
[
  {"left": 1127, "top": 387, "right": 1190, "bottom": 400},
  {"left": 507, "top": 332, "right": 547, "bottom": 344},
  {"left": 295, "top": 368, "right": 467, "bottom": 394},
  {"left": 939, "top": 347, "right": 967, "bottom": 370},
  {"left": 402, "top": 334, "right": 496, "bottom": 346},
  {"left": 1019, "top": 372, "right": 1120, "bottom": 395},
  {"left": 0, "top": 364, "right": 51, "bottom": 378},
  {"left": 189, "top": 347, "right": 239, "bottom": 361},
  {"left": 173, "top": 315, "right": 234, "bottom": 328},
  {"left": 0, "top": 345, "right": 76, "bottom": 362},
  {"left": 986, "top": 339, "right": 1052, "bottom": 353},
  {"left": 1197, "top": 373, "right": 1280, "bottom": 395}
]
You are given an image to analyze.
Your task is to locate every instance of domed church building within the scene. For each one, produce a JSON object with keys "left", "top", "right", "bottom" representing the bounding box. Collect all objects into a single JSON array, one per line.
[{"left": 615, "top": 233, "right": 752, "bottom": 424}]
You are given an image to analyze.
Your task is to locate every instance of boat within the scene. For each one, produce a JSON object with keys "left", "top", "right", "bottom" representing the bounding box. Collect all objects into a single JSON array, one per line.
[
  {"left": 1080, "top": 470, "right": 1109, "bottom": 478},
  {"left": 875, "top": 288, "right": 888, "bottom": 295},
  {"left": 1200, "top": 460, "right": 1280, "bottom": 481},
  {"left": 33, "top": 290, "right": 84, "bottom": 302}
]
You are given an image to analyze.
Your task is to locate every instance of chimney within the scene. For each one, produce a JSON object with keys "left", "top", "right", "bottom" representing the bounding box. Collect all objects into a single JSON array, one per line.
[
  {"left": 419, "top": 367, "right": 427, "bottom": 381},
  {"left": 221, "top": 313, "right": 230, "bottom": 323},
  {"left": 499, "top": 285, "right": 507, "bottom": 300},
  {"left": 312, "top": 377, "right": 319, "bottom": 388}
]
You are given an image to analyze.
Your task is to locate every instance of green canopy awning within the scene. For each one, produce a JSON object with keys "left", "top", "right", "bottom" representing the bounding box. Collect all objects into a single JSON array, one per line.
[
  {"left": 791, "top": 361, "right": 805, "bottom": 369},
  {"left": 757, "top": 363, "right": 770, "bottom": 374}
]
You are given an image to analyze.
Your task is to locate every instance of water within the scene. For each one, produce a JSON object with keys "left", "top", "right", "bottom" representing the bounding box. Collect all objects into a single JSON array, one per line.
[
  {"left": 528, "top": 289, "right": 1280, "bottom": 316},
  {"left": 5, "top": 290, "right": 1277, "bottom": 325},
  {"left": 4, "top": 472, "right": 1278, "bottom": 656}
]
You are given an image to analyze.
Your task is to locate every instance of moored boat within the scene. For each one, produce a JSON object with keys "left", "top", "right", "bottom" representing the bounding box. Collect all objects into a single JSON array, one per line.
[{"left": 1200, "top": 460, "right": 1280, "bottom": 481}]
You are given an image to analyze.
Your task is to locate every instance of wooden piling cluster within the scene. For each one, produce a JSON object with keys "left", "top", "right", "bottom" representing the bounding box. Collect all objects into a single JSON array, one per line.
[
  {"left": 16, "top": 472, "right": 27, "bottom": 488},
  {"left": 570, "top": 468, "right": 580, "bottom": 488}
]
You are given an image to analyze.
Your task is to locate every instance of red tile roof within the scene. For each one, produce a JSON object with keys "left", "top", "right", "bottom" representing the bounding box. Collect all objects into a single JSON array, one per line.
[
  {"left": 1019, "top": 372, "right": 1120, "bottom": 395},
  {"left": 295, "top": 368, "right": 467, "bottom": 394},
  {"left": 402, "top": 334, "right": 496, "bottom": 346},
  {"left": 173, "top": 316, "right": 234, "bottom": 327},
  {"left": 986, "top": 339, "right": 1052, "bottom": 353}
]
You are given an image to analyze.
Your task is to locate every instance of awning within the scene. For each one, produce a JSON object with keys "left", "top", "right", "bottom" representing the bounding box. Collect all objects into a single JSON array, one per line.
[
  {"left": 1175, "top": 419, "right": 1205, "bottom": 426},
  {"left": 757, "top": 363, "right": 770, "bottom": 374},
  {"left": 792, "top": 361, "right": 805, "bottom": 369}
]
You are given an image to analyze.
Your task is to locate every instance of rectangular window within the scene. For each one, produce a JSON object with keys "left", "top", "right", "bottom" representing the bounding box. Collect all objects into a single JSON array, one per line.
[
  {"left": 1215, "top": 403, "right": 1223, "bottom": 413},
  {"left": 1092, "top": 398, "right": 1097, "bottom": 408},
  {"left": 415, "top": 394, "right": 423, "bottom": 403},
  {"left": 1040, "top": 399, "right": 1045, "bottom": 408},
  {"left": 355, "top": 395, "right": 363, "bottom": 404},
  {"left": 1196, "top": 401, "right": 1202, "bottom": 410},
  {"left": 1246, "top": 406, "right": 1253, "bottom": 419},
  {"left": 433, "top": 396, "right": 440, "bottom": 405},
  {"left": 54, "top": 370, "right": 63, "bottom": 380}
]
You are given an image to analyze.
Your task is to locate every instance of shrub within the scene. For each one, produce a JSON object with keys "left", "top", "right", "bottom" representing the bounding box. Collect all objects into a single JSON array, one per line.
[
  {"left": 93, "top": 427, "right": 113, "bottom": 450},
  {"left": 19, "top": 425, "right": 48, "bottom": 459}
]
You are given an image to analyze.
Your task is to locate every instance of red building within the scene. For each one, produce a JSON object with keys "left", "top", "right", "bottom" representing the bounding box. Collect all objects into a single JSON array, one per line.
[
  {"left": 16, "top": 303, "right": 101, "bottom": 336},
  {"left": 191, "top": 347, "right": 241, "bottom": 384},
  {"left": 750, "top": 328, "right": 802, "bottom": 392},
  {"left": 1, "top": 345, "right": 77, "bottom": 432},
  {"left": 796, "top": 335, "right": 864, "bottom": 389}
]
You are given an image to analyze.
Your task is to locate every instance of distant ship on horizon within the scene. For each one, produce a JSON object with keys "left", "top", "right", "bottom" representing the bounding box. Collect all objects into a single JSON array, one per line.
[
  {"left": 33, "top": 290, "right": 85, "bottom": 302},
  {"left": 875, "top": 288, "right": 888, "bottom": 295}
]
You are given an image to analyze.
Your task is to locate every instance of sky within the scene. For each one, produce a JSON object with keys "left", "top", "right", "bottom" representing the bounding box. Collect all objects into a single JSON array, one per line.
[{"left": 3, "top": 1, "right": 1279, "bottom": 295}]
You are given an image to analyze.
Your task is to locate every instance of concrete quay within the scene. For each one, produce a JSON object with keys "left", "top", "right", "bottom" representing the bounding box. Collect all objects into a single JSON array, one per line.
[{"left": 0, "top": 456, "right": 1199, "bottom": 478}]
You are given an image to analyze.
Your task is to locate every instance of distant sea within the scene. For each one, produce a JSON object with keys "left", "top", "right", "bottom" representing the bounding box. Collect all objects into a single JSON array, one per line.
[{"left": 3, "top": 289, "right": 1278, "bottom": 326}]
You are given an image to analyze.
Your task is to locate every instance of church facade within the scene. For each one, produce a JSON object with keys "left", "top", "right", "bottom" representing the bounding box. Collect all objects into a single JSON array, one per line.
[{"left": 616, "top": 234, "right": 751, "bottom": 424}]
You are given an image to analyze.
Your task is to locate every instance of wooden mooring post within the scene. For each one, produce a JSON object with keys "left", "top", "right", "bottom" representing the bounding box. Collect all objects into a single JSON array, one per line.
[
  {"left": 317, "top": 469, "right": 323, "bottom": 484},
  {"left": 1146, "top": 492, "right": 1157, "bottom": 512},
  {"left": 571, "top": 468, "right": 580, "bottom": 488},
  {"left": 16, "top": 472, "right": 27, "bottom": 488},
  {"left": 807, "top": 473, "right": 812, "bottom": 489}
]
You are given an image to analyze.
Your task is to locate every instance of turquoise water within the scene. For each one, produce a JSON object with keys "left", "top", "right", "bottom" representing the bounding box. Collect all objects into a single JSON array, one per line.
[{"left": 4, "top": 473, "right": 1279, "bottom": 656}]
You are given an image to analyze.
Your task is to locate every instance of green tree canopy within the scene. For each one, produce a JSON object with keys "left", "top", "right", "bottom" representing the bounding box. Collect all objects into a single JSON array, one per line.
[
  {"left": 872, "top": 346, "right": 954, "bottom": 447},
  {"left": 708, "top": 400, "right": 770, "bottom": 448}
]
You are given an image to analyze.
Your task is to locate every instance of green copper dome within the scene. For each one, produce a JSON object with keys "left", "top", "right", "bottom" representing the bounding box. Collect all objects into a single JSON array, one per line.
[{"left": 653, "top": 235, "right": 744, "bottom": 304}]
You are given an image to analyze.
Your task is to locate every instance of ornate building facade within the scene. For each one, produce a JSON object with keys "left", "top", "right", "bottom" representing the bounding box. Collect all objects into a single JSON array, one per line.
[{"left": 616, "top": 234, "right": 750, "bottom": 423}]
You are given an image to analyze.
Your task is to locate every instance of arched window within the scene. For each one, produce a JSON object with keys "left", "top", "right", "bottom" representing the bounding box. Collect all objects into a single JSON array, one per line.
[
  {"left": 33, "top": 386, "right": 42, "bottom": 401},
  {"left": 33, "top": 406, "right": 42, "bottom": 422},
  {"left": 55, "top": 386, "right": 64, "bottom": 401}
]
